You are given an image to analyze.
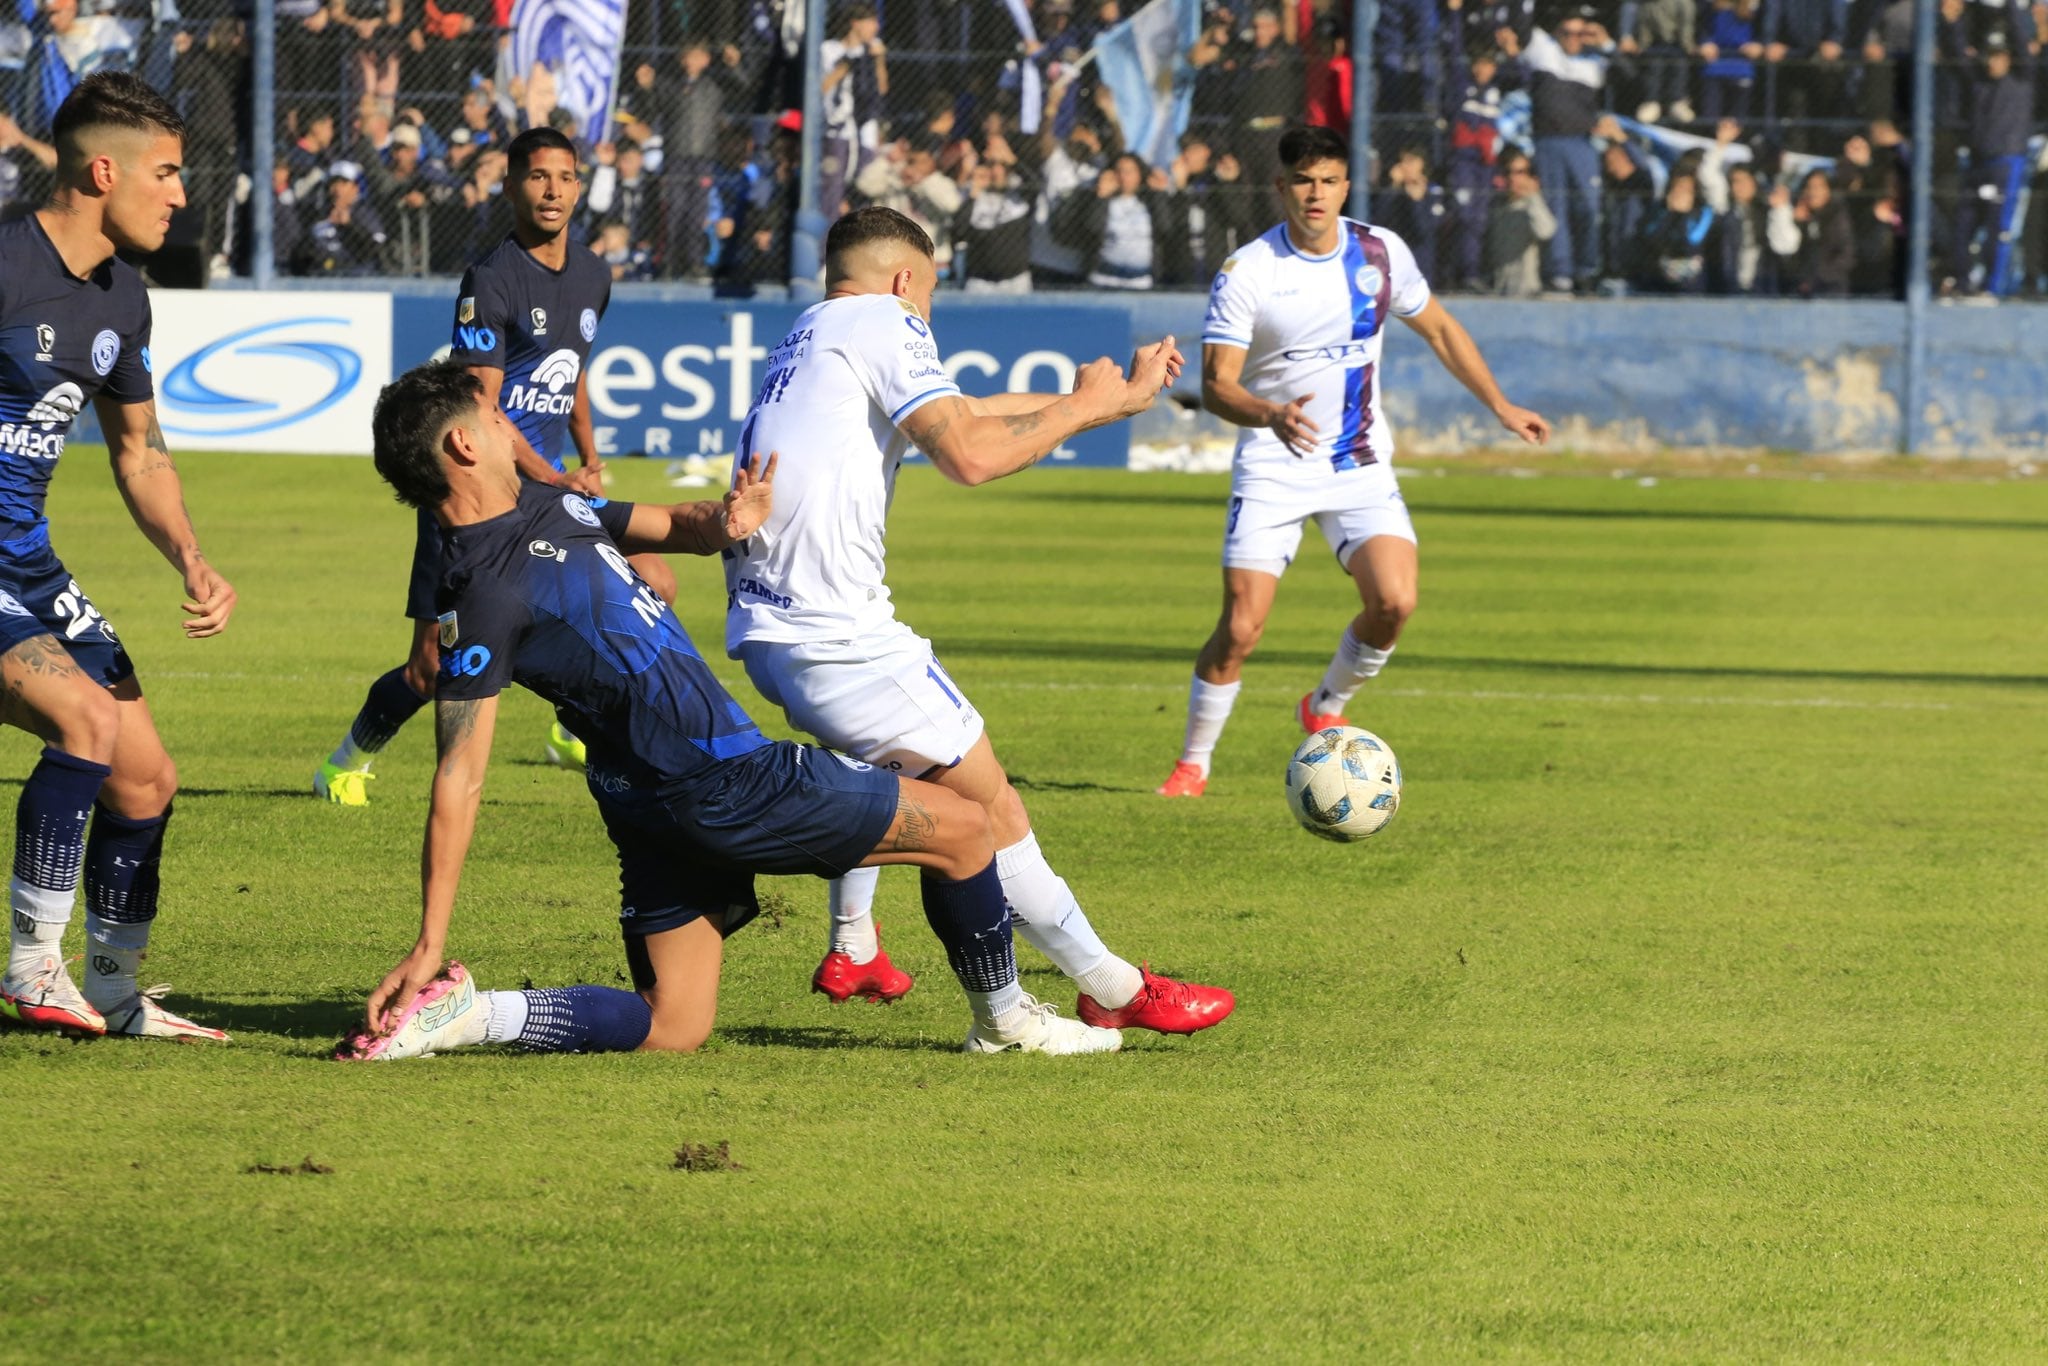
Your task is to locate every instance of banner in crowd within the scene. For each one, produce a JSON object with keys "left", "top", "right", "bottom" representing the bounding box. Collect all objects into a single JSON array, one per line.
[
  {"left": 393, "top": 297, "right": 1136, "bottom": 467},
  {"left": 148, "top": 292, "right": 392, "bottom": 454},
  {"left": 509, "top": 0, "right": 630, "bottom": 142},
  {"left": 1091, "top": 0, "right": 1203, "bottom": 168}
]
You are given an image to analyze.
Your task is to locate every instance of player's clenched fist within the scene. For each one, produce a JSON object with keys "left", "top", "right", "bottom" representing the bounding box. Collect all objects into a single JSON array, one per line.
[{"left": 181, "top": 562, "right": 237, "bottom": 637}]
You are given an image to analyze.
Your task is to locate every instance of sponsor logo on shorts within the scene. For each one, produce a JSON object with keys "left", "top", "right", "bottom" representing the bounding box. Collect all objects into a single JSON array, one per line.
[{"left": 0, "top": 591, "right": 30, "bottom": 617}]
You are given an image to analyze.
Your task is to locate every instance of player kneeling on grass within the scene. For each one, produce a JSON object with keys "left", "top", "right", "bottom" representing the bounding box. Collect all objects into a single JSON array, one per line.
[{"left": 338, "top": 361, "right": 1123, "bottom": 1059}]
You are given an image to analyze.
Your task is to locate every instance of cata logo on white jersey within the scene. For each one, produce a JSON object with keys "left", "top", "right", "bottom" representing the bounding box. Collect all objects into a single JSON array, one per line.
[{"left": 507, "top": 349, "right": 581, "bottom": 415}]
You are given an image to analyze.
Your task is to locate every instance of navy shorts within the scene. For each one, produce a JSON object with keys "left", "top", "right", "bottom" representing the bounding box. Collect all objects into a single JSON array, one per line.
[
  {"left": 404, "top": 507, "right": 441, "bottom": 621},
  {"left": 0, "top": 536, "right": 134, "bottom": 687},
  {"left": 593, "top": 740, "right": 901, "bottom": 937}
]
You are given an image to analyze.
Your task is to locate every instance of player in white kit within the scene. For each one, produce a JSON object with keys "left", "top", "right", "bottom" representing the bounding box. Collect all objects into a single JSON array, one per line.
[
  {"left": 1155, "top": 126, "right": 1550, "bottom": 797},
  {"left": 727, "top": 206, "right": 1235, "bottom": 1043}
]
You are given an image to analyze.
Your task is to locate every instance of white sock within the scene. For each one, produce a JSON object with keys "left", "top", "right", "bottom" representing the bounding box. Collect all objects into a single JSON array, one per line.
[
  {"left": 996, "top": 833, "right": 1142, "bottom": 1008},
  {"left": 327, "top": 736, "right": 371, "bottom": 771},
  {"left": 481, "top": 989, "right": 528, "bottom": 1044},
  {"left": 8, "top": 879, "right": 72, "bottom": 979},
  {"left": 970, "top": 980, "right": 1026, "bottom": 1030},
  {"left": 828, "top": 867, "right": 882, "bottom": 963},
  {"left": 1312, "top": 627, "right": 1393, "bottom": 714},
  {"left": 81, "top": 913, "right": 148, "bottom": 1009},
  {"left": 1180, "top": 675, "right": 1242, "bottom": 775}
]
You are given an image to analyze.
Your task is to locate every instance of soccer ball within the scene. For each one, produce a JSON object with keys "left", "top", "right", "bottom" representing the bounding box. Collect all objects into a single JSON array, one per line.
[{"left": 1285, "top": 726, "right": 1402, "bottom": 842}]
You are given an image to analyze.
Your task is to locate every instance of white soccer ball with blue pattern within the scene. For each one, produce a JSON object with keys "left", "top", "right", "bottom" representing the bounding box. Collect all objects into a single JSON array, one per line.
[{"left": 1285, "top": 726, "right": 1402, "bottom": 841}]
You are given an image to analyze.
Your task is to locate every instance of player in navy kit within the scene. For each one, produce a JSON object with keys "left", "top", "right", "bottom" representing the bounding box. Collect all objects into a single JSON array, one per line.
[
  {"left": 0, "top": 73, "right": 237, "bottom": 1041},
  {"left": 338, "top": 361, "right": 1119, "bottom": 1059},
  {"left": 313, "top": 127, "right": 661, "bottom": 804}
]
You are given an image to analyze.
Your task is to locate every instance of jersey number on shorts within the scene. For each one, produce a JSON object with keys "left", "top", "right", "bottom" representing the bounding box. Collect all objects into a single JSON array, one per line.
[
  {"left": 926, "top": 659, "right": 963, "bottom": 709},
  {"left": 52, "top": 580, "right": 108, "bottom": 642}
]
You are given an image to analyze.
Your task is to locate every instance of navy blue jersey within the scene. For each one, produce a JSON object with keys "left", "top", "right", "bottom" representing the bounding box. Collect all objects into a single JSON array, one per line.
[
  {"left": 434, "top": 483, "right": 770, "bottom": 797},
  {"left": 0, "top": 215, "right": 154, "bottom": 546},
  {"left": 445, "top": 235, "right": 611, "bottom": 472}
]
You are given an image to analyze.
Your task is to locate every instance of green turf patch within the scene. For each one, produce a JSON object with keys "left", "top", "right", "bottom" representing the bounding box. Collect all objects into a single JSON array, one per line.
[{"left": 3, "top": 452, "right": 2044, "bottom": 1359}]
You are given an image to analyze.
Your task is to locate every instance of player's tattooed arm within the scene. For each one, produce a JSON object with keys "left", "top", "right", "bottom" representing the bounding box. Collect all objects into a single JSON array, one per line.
[{"left": 96, "top": 397, "right": 238, "bottom": 635}]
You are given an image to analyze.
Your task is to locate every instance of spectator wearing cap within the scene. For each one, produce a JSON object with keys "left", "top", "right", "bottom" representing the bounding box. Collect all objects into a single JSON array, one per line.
[
  {"left": 1952, "top": 27, "right": 2034, "bottom": 294},
  {"left": 1520, "top": 8, "right": 1616, "bottom": 291},
  {"left": 296, "top": 161, "right": 388, "bottom": 276},
  {"left": 1483, "top": 151, "right": 1558, "bottom": 294},
  {"left": 648, "top": 35, "right": 746, "bottom": 281},
  {"left": 819, "top": 3, "right": 889, "bottom": 223}
]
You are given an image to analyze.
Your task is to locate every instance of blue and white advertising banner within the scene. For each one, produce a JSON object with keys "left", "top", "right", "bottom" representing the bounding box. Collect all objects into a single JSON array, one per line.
[
  {"left": 393, "top": 297, "right": 1135, "bottom": 467},
  {"left": 150, "top": 292, "right": 392, "bottom": 454}
]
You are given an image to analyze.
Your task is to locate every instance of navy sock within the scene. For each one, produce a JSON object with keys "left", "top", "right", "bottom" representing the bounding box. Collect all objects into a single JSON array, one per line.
[
  {"left": 12, "top": 748, "right": 112, "bottom": 912},
  {"left": 349, "top": 667, "right": 430, "bottom": 754},
  {"left": 515, "top": 985, "right": 653, "bottom": 1053},
  {"left": 84, "top": 801, "right": 169, "bottom": 931},
  {"left": 920, "top": 859, "right": 1017, "bottom": 993}
]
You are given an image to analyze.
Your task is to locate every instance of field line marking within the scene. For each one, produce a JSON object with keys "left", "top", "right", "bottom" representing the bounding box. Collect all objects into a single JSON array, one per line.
[{"left": 977, "top": 680, "right": 1959, "bottom": 712}]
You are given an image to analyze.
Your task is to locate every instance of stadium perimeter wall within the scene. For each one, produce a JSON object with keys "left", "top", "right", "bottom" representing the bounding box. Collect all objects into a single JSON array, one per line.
[{"left": 115, "top": 289, "right": 2046, "bottom": 463}]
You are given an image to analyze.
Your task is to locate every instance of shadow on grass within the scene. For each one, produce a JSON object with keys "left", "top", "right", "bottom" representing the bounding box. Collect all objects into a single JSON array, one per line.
[
  {"left": 1008, "top": 773, "right": 1149, "bottom": 795},
  {"left": 1028, "top": 488, "right": 2048, "bottom": 534},
  {"left": 171, "top": 991, "right": 362, "bottom": 1047},
  {"left": 719, "top": 1024, "right": 956, "bottom": 1053},
  {"left": 941, "top": 637, "right": 2048, "bottom": 690}
]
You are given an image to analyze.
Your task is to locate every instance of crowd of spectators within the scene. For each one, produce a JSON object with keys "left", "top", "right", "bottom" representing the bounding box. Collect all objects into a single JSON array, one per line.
[{"left": 0, "top": 0, "right": 2041, "bottom": 298}]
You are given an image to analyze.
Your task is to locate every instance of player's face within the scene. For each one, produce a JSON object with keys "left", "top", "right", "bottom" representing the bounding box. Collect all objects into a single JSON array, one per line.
[
  {"left": 102, "top": 131, "right": 187, "bottom": 254},
  {"left": 1279, "top": 157, "right": 1347, "bottom": 243},
  {"left": 511, "top": 147, "right": 582, "bottom": 239}
]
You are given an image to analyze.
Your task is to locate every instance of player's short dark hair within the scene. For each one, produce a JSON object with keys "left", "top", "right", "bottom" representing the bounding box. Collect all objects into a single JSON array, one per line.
[
  {"left": 1277, "top": 125, "right": 1349, "bottom": 173},
  {"left": 373, "top": 360, "right": 484, "bottom": 510},
  {"left": 825, "top": 205, "right": 934, "bottom": 263},
  {"left": 51, "top": 72, "right": 185, "bottom": 172},
  {"left": 507, "top": 126, "right": 578, "bottom": 180}
]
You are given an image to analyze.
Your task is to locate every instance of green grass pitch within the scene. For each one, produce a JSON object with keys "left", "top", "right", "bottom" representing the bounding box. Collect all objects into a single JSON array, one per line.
[{"left": 2, "top": 450, "right": 2044, "bottom": 1361}]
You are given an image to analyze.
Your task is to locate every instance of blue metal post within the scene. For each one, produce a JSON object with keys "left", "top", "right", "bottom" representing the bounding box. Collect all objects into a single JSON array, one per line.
[
  {"left": 251, "top": 0, "right": 276, "bottom": 288},
  {"left": 789, "top": 0, "right": 829, "bottom": 297},
  {"left": 1902, "top": 0, "right": 1935, "bottom": 454},
  {"left": 1349, "top": 0, "right": 1378, "bottom": 219}
]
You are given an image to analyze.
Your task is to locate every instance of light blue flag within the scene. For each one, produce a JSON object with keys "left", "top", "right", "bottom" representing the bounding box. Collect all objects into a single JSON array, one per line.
[{"left": 1090, "top": 0, "right": 1202, "bottom": 168}]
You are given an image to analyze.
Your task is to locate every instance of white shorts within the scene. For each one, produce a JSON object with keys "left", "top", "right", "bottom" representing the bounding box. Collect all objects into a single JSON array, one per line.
[
  {"left": 1222, "top": 461, "right": 1415, "bottom": 576},
  {"left": 736, "top": 621, "right": 984, "bottom": 777}
]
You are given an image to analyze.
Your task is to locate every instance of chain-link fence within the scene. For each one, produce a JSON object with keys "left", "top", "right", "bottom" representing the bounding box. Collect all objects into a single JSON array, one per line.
[{"left": 1, "top": 0, "right": 2034, "bottom": 303}]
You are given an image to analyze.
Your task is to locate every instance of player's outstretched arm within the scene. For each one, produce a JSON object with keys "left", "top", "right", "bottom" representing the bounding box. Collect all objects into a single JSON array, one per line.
[
  {"left": 1399, "top": 298, "right": 1551, "bottom": 445},
  {"left": 957, "top": 336, "right": 1182, "bottom": 420},
  {"left": 902, "top": 338, "right": 1181, "bottom": 486},
  {"left": 94, "top": 396, "right": 237, "bottom": 636},
  {"left": 619, "top": 451, "right": 778, "bottom": 555},
  {"left": 367, "top": 693, "right": 501, "bottom": 1034},
  {"left": 1201, "top": 343, "right": 1320, "bottom": 455}
]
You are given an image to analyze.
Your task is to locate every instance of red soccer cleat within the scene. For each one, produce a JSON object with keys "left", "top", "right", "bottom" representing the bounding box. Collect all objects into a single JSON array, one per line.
[
  {"left": 812, "top": 925, "right": 915, "bottom": 1003},
  {"left": 1298, "top": 692, "right": 1349, "bottom": 735},
  {"left": 1155, "top": 761, "right": 1207, "bottom": 797},
  {"left": 1077, "top": 965, "right": 1235, "bottom": 1036}
]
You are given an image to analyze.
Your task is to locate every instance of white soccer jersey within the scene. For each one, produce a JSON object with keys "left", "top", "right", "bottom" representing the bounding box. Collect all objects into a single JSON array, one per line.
[
  {"left": 723, "top": 292, "right": 961, "bottom": 653},
  {"left": 1201, "top": 218, "right": 1431, "bottom": 473}
]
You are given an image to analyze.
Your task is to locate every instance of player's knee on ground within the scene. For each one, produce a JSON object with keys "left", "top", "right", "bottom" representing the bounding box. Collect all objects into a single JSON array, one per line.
[{"left": 639, "top": 1003, "right": 713, "bottom": 1053}]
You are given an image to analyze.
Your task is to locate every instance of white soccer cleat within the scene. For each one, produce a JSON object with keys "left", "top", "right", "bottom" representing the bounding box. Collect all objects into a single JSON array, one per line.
[
  {"left": 963, "top": 993, "right": 1122, "bottom": 1055},
  {"left": 98, "top": 984, "right": 229, "bottom": 1043},
  {"left": 334, "top": 961, "right": 483, "bottom": 1061},
  {"left": 0, "top": 955, "right": 106, "bottom": 1035}
]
